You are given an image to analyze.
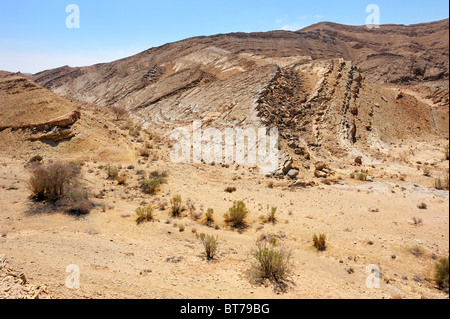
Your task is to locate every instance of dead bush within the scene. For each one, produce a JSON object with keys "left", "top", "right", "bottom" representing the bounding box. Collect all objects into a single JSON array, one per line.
[
  {"left": 111, "top": 106, "right": 128, "bottom": 121},
  {"left": 28, "top": 162, "right": 81, "bottom": 201},
  {"left": 313, "top": 234, "right": 327, "bottom": 251}
]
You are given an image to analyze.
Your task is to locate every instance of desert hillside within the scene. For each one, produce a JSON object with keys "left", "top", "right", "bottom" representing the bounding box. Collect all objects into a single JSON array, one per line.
[{"left": 0, "top": 19, "right": 448, "bottom": 300}]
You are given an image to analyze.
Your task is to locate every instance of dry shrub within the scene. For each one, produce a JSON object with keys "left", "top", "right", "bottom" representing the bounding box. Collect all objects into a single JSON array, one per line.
[
  {"left": 252, "top": 240, "right": 292, "bottom": 283},
  {"left": 313, "top": 234, "right": 327, "bottom": 251},
  {"left": 205, "top": 208, "right": 215, "bottom": 226},
  {"left": 111, "top": 106, "right": 128, "bottom": 121},
  {"left": 225, "top": 187, "right": 237, "bottom": 193},
  {"left": 435, "top": 257, "right": 449, "bottom": 293},
  {"left": 434, "top": 176, "right": 449, "bottom": 190},
  {"left": 116, "top": 175, "right": 127, "bottom": 185},
  {"left": 198, "top": 233, "right": 219, "bottom": 260},
  {"left": 140, "top": 174, "right": 167, "bottom": 195},
  {"left": 28, "top": 161, "right": 93, "bottom": 215},
  {"left": 260, "top": 206, "right": 277, "bottom": 224},
  {"left": 351, "top": 171, "right": 368, "bottom": 181},
  {"left": 105, "top": 164, "right": 119, "bottom": 180},
  {"left": 409, "top": 245, "right": 425, "bottom": 258},
  {"left": 29, "top": 162, "right": 81, "bottom": 201},
  {"left": 58, "top": 187, "right": 93, "bottom": 215},
  {"left": 170, "top": 195, "right": 183, "bottom": 217},
  {"left": 136, "top": 206, "right": 154, "bottom": 224}
]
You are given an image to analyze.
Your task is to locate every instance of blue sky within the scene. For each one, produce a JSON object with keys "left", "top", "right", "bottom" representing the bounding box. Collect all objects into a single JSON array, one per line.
[{"left": 0, "top": 0, "right": 448, "bottom": 73}]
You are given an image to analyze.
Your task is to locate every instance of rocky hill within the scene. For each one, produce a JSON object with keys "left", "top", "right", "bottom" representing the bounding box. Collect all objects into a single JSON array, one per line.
[{"left": 28, "top": 20, "right": 449, "bottom": 174}]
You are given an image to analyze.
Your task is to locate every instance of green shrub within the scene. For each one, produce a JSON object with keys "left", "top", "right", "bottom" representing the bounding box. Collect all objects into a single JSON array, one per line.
[
  {"left": 252, "top": 240, "right": 292, "bottom": 283},
  {"left": 149, "top": 170, "right": 168, "bottom": 179},
  {"left": 205, "top": 208, "right": 215, "bottom": 226},
  {"left": 350, "top": 171, "right": 368, "bottom": 181},
  {"left": 136, "top": 206, "right": 154, "bottom": 224},
  {"left": 313, "top": 234, "right": 327, "bottom": 251},
  {"left": 140, "top": 176, "right": 166, "bottom": 194},
  {"left": 260, "top": 206, "right": 277, "bottom": 224},
  {"left": 198, "top": 233, "right": 219, "bottom": 260},
  {"left": 224, "top": 201, "right": 249, "bottom": 228},
  {"left": 435, "top": 257, "right": 449, "bottom": 293},
  {"left": 105, "top": 164, "right": 119, "bottom": 180}
]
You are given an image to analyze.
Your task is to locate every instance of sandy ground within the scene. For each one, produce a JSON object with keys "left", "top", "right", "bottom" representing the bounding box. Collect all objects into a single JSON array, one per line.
[{"left": 0, "top": 136, "right": 448, "bottom": 299}]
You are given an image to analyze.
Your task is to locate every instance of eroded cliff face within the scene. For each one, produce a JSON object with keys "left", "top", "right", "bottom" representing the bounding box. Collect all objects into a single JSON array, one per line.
[{"left": 27, "top": 20, "right": 448, "bottom": 169}]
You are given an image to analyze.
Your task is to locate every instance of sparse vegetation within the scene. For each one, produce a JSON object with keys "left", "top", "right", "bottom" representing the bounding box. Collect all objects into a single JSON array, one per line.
[
  {"left": 409, "top": 245, "right": 425, "bottom": 258},
  {"left": 28, "top": 161, "right": 93, "bottom": 215},
  {"left": 260, "top": 206, "right": 278, "bottom": 224},
  {"left": 434, "top": 176, "right": 449, "bottom": 190},
  {"left": 116, "top": 175, "right": 127, "bottom": 185},
  {"left": 225, "top": 187, "right": 237, "bottom": 193},
  {"left": 205, "top": 208, "right": 215, "bottom": 226},
  {"left": 350, "top": 171, "right": 368, "bottom": 181},
  {"left": 29, "top": 162, "right": 81, "bottom": 201},
  {"left": 140, "top": 173, "right": 167, "bottom": 195},
  {"left": 252, "top": 240, "right": 292, "bottom": 283},
  {"left": 423, "top": 167, "right": 431, "bottom": 177},
  {"left": 197, "top": 233, "right": 219, "bottom": 260},
  {"left": 136, "top": 206, "right": 155, "bottom": 225},
  {"left": 139, "top": 148, "right": 151, "bottom": 158},
  {"left": 224, "top": 201, "right": 249, "bottom": 228},
  {"left": 435, "top": 257, "right": 449, "bottom": 293},
  {"left": 411, "top": 217, "right": 423, "bottom": 226},
  {"left": 418, "top": 203, "right": 428, "bottom": 210},
  {"left": 313, "top": 234, "right": 327, "bottom": 251},
  {"left": 445, "top": 145, "right": 449, "bottom": 161},
  {"left": 129, "top": 125, "right": 141, "bottom": 138},
  {"left": 170, "top": 195, "right": 183, "bottom": 217},
  {"left": 105, "top": 164, "right": 119, "bottom": 180},
  {"left": 111, "top": 106, "right": 128, "bottom": 121}
]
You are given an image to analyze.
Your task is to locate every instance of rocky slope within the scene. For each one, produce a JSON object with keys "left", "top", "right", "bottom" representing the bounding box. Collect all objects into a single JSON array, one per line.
[
  {"left": 28, "top": 20, "right": 449, "bottom": 176},
  {"left": 0, "top": 75, "right": 134, "bottom": 162}
]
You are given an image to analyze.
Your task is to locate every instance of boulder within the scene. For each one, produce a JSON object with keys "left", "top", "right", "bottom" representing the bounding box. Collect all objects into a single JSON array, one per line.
[
  {"left": 355, "top": 156, "right": 363, "bottom": 165},
  {"left": 276, "top": 152, "right": 293, "bottom": 176},
  {"left": 315, "top": 161, "right": 327, "bottom": 171},
  {"left": 287, "top": 169, "right": 299, "bottom": 179},
  {"left": 314, "top": 170, "right": 328, "bottom": 178}
]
